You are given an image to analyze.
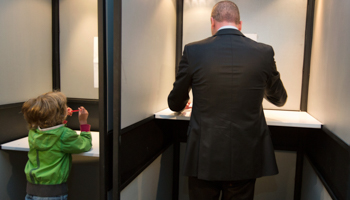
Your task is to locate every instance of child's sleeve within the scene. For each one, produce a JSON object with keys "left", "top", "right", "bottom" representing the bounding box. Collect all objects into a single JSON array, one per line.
[{"left": 61, "top": 126, "right": 92, "bottom": 154}]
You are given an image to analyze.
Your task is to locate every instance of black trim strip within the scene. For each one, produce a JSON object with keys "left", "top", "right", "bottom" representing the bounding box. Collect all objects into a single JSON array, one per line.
[
  {"left": 67, "top": 98, "right": 99, "bottom": 104},
  {"left": 121, "top": 115, "right": 155, "bottom": 135},
  {"left": 173, "top": 134, "right": 180, "bottom": 200},
  {"left": 52, "top": 0, "right": 60, "bottom": 91},
  {"left": 113, "top": 0, "right": 122, "bottom": 199},
  {"left": 120, "top": 144, "right": 172, "bottom": 190},
  {"left": 305, "top": 126, "right": 350, "bottom": 200},
  {"left": 300, "top": 0, "right": 316, "bottom": 111},
  {"left": 175, "top": 0, "right": 184, "bottom": 75},
  {"left": 0, "top": 102, "right": 24, "bottom": 109},
  {"left": 305, "top": 155, "right": 338, "bottom": 200},
  {"left": 294, "top": 145, "right": 304, "bottom": 200},
  {"left": 98, "top": 0, "right": 108, "bottom": 199},
  {"left": 322, "top": 126, "right": 350, "bottom": 151},
  {"left": 119, "top": 118, "right": 173, "bottom": 193}
]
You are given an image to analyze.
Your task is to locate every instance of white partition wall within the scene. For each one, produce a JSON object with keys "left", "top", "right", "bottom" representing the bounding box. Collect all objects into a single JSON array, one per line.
[
  {"left": 0, "top": 0, "right": 52, "bottom": 104},
  {"left": 121, "top": 0, "right": 177, "bottom": 128},
  {"left": 120, "top": 0, "right": 176, "bottom": 199},
  {"left": 0, "top": 1, "right": 52, "bottom": 199},
  {"left": 305, "top": 0, "right": 350, "bottom": 198},
  {"left": 60, "top": 0, "right": 98, "bottom": 99},
  {"left": 308, "top": 0, "right": 350, "bottom": 145},
  {"left": 183, "top": 0, "right": 308, "bottom": 110}
]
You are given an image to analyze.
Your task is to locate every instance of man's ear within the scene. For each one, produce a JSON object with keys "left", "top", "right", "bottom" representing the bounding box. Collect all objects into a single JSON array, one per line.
[
  {"left": 211, "top": 17, "right": 216, "bottom": 35},
  {"left": 237, "top": 21, "right": 242, "bottom": 31}
]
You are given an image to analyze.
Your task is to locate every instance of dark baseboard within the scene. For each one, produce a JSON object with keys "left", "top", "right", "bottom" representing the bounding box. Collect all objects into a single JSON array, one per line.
[
  {"left": 119, "top": 118, "right": 173, "bottom": 190},
  {"left": 172, "top": 121, "right": 310, "bottom": 151},
  {"left": 121, "top": 115, "right": 155, "bottom": 135},
  {"left": 66, "top": 98, "right": 99, "bottom": 131},
  {"left": 305, "top": 126, "right": 350, "bottom": 200},
  {"left": 0, "top": 102, "right": 28, "bottom": 144},
  {"left": 269, "top": 126, "right": 310, "bottom": 151}
]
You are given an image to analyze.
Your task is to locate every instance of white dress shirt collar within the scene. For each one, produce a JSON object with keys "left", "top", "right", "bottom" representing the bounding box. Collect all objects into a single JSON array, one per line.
[
  {"left": 218, "top": 25, "right": 238, "bottom": 31},
  {"left": 38, "top": 124, "right": 65, "bottom": 131}
]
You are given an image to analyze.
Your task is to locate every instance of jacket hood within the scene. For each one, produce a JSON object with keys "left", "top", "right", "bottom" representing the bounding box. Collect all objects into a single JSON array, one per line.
[{"left": 29, "top": 126, "right": 64, "bottom": 151}]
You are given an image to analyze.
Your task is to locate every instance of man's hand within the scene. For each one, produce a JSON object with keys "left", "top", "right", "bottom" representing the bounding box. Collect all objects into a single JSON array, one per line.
[{"left": 185, "top": 100, "right": 192, "bottom": 109}]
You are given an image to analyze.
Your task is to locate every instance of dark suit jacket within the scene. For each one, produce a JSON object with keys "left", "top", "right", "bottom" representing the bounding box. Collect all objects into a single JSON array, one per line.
[{"left": 168, "top": 29, "right": 287, "bottom": 181}]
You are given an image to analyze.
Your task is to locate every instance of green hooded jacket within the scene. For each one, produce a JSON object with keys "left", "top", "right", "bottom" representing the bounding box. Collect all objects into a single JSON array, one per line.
[{"left": 25, "top": 125, "right": 92, "bottom": 185}]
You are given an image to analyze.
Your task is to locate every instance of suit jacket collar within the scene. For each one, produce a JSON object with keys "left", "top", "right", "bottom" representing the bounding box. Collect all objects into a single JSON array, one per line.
[{"left": 213, "top": 28, "right": 245, "bottom": 38}]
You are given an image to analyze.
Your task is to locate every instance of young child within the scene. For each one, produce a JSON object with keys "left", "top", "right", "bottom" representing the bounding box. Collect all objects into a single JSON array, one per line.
[{"left": 21, "top": 91, "right": 92, "bottom": 200}]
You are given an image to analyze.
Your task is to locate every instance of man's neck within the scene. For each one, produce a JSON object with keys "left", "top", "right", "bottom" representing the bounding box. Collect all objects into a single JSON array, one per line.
[{"left": 211, "top": 18, "right": 242, "bottom": 35}]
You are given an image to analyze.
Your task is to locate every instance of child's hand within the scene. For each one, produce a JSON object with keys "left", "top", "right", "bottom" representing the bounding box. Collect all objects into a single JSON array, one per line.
[
  {"left": 67, "top": 107, "right": 73, "bottom": 116},
  {"left": 78, "top": 106, "right": 89, "bottom": 125}
]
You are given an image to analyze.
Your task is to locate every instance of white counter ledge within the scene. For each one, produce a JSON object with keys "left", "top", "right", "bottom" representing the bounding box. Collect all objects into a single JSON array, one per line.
[
  {"left": 155, "top": 108, "right": 322, "bottom": 129},
  {"left": 1, "top": 131, "right": 100, "bottom": 157}
]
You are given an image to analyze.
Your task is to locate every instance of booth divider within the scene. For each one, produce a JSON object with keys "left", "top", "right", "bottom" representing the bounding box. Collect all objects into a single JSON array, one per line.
[
  {"left": 0, "top": 103, "right": 28, "bottom": 145},
  {"left": 305, "top": 127, "right": 350, "bottom": 200}
]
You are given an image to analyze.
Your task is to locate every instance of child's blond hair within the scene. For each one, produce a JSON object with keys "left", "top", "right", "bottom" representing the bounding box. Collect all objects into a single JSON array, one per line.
[{"left": 22, "top": 91, "right": 67, "bottom": 129}]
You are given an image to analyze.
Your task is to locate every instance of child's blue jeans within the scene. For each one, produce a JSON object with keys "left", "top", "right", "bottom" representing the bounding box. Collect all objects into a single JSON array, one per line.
[{"left": 25, "top": 194, "right": 68, "bottom": 200}]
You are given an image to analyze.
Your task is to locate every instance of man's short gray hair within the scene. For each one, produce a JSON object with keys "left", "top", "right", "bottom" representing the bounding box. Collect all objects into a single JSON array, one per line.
[{"left": 211, "top": 1, "right": 240, "bottom": 24}]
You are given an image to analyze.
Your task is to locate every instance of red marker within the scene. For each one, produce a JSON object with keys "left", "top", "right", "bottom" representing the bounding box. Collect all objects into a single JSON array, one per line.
[{"left": 71, "top": 110, "right": 79, "bottom": 112}]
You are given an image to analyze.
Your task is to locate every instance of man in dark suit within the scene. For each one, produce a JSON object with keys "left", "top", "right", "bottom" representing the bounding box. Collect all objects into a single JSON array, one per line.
[{"left": 168, "top": 1, "right": 287, "bottom": 199}]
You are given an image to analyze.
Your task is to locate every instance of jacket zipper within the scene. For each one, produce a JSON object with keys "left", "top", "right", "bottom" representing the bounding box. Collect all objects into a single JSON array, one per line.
[{"left": 29, "top": 150, "right": 40, "bottom": 184}]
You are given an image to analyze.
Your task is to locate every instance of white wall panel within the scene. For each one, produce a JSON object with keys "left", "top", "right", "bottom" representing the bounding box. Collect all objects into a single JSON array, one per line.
[
  {"left": 307, "top": 0, "right": 350, "bottom": 144},
  {"left": 121, "top": 0, "right": 176, "bottom": 128},
  {"left": 183, "top": 0, "right": 308, "bottom": 110},
  {"left": 60, "top": 0, "right": 98, "bottom": 99},
  {"left": 0, "top": 0, "right": 52, "bottom": 104},
  {"left": 305, "top": 0, "right": 350, "bottom": 198}
]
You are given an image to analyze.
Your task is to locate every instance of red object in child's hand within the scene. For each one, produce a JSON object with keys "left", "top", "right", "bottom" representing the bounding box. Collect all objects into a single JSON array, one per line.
[{"left": 67, "top": 109, "right": 78, "bottom": 117}]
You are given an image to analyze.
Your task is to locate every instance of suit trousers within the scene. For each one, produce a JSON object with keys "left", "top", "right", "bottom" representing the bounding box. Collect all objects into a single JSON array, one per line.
[{"left": 188, "top": 176, "right": 256, "bottom": 200}]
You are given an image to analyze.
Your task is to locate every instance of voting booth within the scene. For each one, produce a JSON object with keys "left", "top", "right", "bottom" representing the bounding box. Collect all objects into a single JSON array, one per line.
[
  {"left": 110, "top": 0, "right": 350, "bottom": 199},
  {"left": 1, "top": 0, "right": 350, "bottom": 200},
  {"left": 0, "top": 0, "right": 104, "bottom": 199},
  {"left": 113, "top": 0, "right": 322, "bottom": 200}
]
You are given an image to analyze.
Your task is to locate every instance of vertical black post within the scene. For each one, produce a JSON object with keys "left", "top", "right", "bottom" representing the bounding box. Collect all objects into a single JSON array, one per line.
[
  {"left": 300, "top": 0, "right": 316, "bottom": 111},
  {"left": 98, "top": 0, "right": 108, "bottom": 199},
  {"left": 173, "top": 130, "right": 180, "bottom": 200},
  {"left": 173, "top": 1, "right": 184, "bottom": 199},
  {"left": 294, "top": 133, "right": 305, "bottom": 200},
  {"left": 52, "top": 0, "right": 60, "bottom": 90},
  {"left": 175, "top": 0, "right": 184, "bottom": 75},
  {"left": 113, "top": 0, "right": 122, "bottom": 199}
]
